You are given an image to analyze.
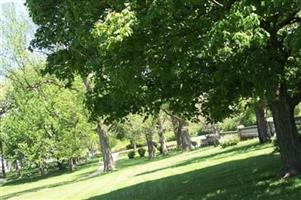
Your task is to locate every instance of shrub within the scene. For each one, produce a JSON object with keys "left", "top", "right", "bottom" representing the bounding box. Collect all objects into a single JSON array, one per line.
[
  {"left": 219, "top": 134, "right": 240, "bottom": 148},
  {"left": 126, "top": 143, "right": 144, "bottom": 150},
  {"left": 137, "top": 148, "right": 146, "bottom": 157},
  {"left": 108, "top": 137, "right": 118, "bottom": 148},
  {"left": 127, "top": 151, "right": 136, "bottom": 159}
]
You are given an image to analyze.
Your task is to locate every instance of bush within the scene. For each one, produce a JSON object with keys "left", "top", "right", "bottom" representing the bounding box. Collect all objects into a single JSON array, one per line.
[
  {"left": 219, "top": 134, "right": 240, "bottom": 148},
  {"left": 126, "top": 143, "right": 144, "bottom": 150},
  {"left": 137, "top": 148, "right": 146, "bottom": 157},
  {"left": 127, "top": 151, "right": 136, "bottom": 159},
  {"left": 108, "top": 137, "right": 118, "bottom": 148}
]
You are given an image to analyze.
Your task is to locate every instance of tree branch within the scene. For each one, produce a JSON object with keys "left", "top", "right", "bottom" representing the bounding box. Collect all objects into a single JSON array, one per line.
[
  {"left": 277, "top": 10, "right": 301, "bottom": 30},
  {"left": 290, "top": 91, "right": 301, "bottom": 108},
  {"left": 209, "top": 0, "right": 224, "bottom": 8}
]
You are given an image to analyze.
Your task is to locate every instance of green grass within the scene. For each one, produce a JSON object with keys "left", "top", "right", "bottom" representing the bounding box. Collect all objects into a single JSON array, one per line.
[{"left": 1, "top": 139, "right": 301, "bottom": 200}]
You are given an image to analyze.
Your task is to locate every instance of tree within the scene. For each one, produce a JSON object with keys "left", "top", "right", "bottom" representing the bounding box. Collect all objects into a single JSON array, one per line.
[
  {"left": 0, "top": 5, "right": 98, "bottom": 174},
  {"left": 155, "top": 113, "right": 168, "bottom": 155},
  {"left": 81, "top": 77, "right": 114, "bottom": 172},
  {"left": 255, "top": 104, "right": 271, "bottom": 144},
  {"left": 118, "top": 114, "right": 157, "bottom": 159},
  {"left": 114, "top": 115, "right": 144, "bottom": 152},
  {"left": 26, "top": 1, "right": 301, "bottom": 176},
  {"left": 170, "top": 115, "right": 192, "bottom": 151},
  {"left": 202, "top": 1, "right": 301, "bottom": 177}
]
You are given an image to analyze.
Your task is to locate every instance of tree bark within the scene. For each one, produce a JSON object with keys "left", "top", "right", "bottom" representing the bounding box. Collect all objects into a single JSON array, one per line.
[
  {"left": 130, "top": 140, "right": 137, "bottom": 152},
  {"left": 0, "top": 140, "right": 6, "bottom": 178},
  {"left": 171, "top": 115, "right": 183, "bottom": 150},
  {"left": 39, "top": 161, "right": 46, "bottom": 176},
  {"left": 171, "top": 115, "right": 191, "bottom": 151},
  {"left": 15, "top": 160, "right": 21, "bottom": 178},
  {"left": 180, "top": 127, "right": 192, "bottom": 151},
  {"left": 157, "top": 118, "right": 168, "bottom": 155},
  {"left": 83, "top": 77, "right": 114, "bottom": 172},
  {"left": 145, "top": 132, "right": 156, "bottom": 159},
  {"left": 69, "top": 158, "right": 75, "bottom": 171},
  {"left": 255, "top": 105, "right": 271, "bottom": 143},
  {"left": 270, "top": 88, "right": 301, "bottom": 177},
  {"left": 97, "top": 124, "right": 114, "bottom": 172}
]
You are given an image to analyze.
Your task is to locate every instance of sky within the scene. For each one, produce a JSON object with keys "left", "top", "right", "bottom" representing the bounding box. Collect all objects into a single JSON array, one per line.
[
  {"left": 0, "top": 0, "right": 33, "bottom": 82},
  {"left": 0, "top": 0, "right": 25, "bottom": 5}
]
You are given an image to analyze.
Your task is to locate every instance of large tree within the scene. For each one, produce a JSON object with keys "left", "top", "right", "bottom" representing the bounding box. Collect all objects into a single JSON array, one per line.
[{"left": 26, "top": 0, "right": 301, "bottom": 177}]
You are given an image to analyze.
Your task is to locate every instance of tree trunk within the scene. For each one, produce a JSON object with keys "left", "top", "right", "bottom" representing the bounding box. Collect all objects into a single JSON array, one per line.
[
  {"left": 158, "top": 131, "right": 168, "bottom": 155},
  {"left": 270, "top": 90, "right": 301, "bottom": 177},
  {"left": 157, "top": 118, "right": 168, "bottom": 155},
  {"left": 145, "top": 132, "right": 156, "bottom": 159},
  {"left": 171, "top": 115, "right": 191, "bottom": 151},
  {"left": 69, "top": 158, "right": 75, "bottom": 171},
  {"left": 0, "top": 140, "right": 6, "bottom": 178},
  {"left": 39, "top": 161, "right": 46, "bottom": 176},
  {"left": 181, "top": 127, "right": 192, "bottom": 151},
  {"left": 171, "top": 115, "right": 183, "bottom": 150},
  {"left": 15, "top": 160, "right": 21, "bottom": 178},
  {"left": 130, "top": 140, "right": 137, "bottom": 152},
  {"left": 97, "top": 124, "right": 114, "bottom": 172},
  {"left": 255, "top": 105, "right": 271, "bottom": 143}
]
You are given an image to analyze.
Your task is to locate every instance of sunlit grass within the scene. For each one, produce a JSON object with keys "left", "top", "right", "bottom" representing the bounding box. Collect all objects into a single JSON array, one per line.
[{"left": 1, "top": 139, "right": 301, "bottom": 200}]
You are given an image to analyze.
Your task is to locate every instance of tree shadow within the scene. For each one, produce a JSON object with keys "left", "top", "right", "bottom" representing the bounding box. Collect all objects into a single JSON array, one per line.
[
  {"left": 136, "top": 142, "right": 270, "bottom": 177},
  {"left": 1, "top": 168, "right": 103, "bottom": 200},
  {"left": 3, "top": 158, "right": 100, "bottom": 187},
  {"left": 1, "top": 159, "right": 102, "bottom": 199},
  {"left": 85, "top": 154, "right": 301, "bottom": 200},
  {"left": 116, "top": 151, "right": 180, "bottom": 170}
]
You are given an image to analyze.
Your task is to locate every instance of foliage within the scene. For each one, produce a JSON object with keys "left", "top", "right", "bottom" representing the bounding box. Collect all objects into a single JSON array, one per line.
[
  {"left": 127, "top": 151, "right": 136, "bottom": 159},
  {"left": 219, "top": 134, "right": 240, "bottom": 148},
  {"left": 25, "top": 0, "right": 301, "bottom": 123},
  {"left": 125, "top": 143, "right": 144, "bottom": 150},
  {"left": 220, "top": 106, "right": 256, "bottom": 131},
  {"left": 2, "top": 68, "right": 98, "bottom": 168},
  {"left": 137, "top": 148, "right": 146, "bottom": 158},
  {"left": 25, "top": 0, "right": 301, "bottom": 171},
  {"left": 0, "top": 6, "right": 99, "bottom": 173}
]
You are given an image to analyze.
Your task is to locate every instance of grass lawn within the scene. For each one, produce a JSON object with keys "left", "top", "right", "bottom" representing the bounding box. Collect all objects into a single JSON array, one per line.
[{"left": 1, "top": 139, "right": 301, "bottom": 200}]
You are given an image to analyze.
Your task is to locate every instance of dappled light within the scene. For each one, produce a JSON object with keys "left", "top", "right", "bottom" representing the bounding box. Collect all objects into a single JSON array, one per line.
[{"left": 1, "top": 1, "right": 301, "bottom": 199}]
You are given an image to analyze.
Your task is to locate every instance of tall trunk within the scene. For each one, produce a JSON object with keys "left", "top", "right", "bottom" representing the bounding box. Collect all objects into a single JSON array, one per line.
[
  {"left": 0, "top": 140, "right": 6, "bottom": 178},
  {"left": 255, "top": 105, "right": 271, "bottom": 143},
  {"left": 158, "top": 131, "right": 168, "bottom": 155},
  {"left": 145, "top": 132, "right": 156, "bottom": 159},
  {"left": 171, "top": 115, "right": 183, "bottom": 150},
  {"left": 270, "top": 88, "right": 301, "bottom": 177},
  {"left": 39, "top": 161, "right": 46, "bottom": 176},
  {"left": 15, "top": 160, "right": 21, "bottom": 178},
  {"left": 83, "top": 77, "right": 113, "bottom": 172},
  {"left": 130, "top": 140, "right": 137, "bottom": 152},
  {"left": 69, "top": 158, "right": 75, "bottom": 171},
  {"left": 97, "top": 124, "right": 114, "bottom": 172},
  {"left": 157, "top": 118, "right": 168, "bottom": 155},
  {"left": 171, "top": 115, "right": 191, "bottom": 151},
  {"left": 180, "top": 127, "right": 192, "bottom": 151}
]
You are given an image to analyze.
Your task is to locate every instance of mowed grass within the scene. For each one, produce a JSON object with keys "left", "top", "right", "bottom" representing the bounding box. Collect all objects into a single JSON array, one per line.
[{"left": 1, "top": 140, "right": 301, "bottom": 200}]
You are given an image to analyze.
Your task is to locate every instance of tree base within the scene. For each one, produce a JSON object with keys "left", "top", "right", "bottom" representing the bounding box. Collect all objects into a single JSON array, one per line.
[{"left": 278, "top": 166, "right": 301, "bottom": 179}]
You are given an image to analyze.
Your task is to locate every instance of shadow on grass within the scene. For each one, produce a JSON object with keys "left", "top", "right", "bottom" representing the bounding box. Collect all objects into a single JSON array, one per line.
[
  {"left": 116, "top": 150, "right": 180, "bottom": 170},
  {"left": 136, "top": 142, "right": 269, "bottom": 177},
  {"left": 3, "top": 158, "right": 100, "bottom": 187},
  {"left": 0, "top": 158, "right": 101, "bottom": 200},
  {"left": 85, "top": 154, "right": 301, "bottom": 200}
]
